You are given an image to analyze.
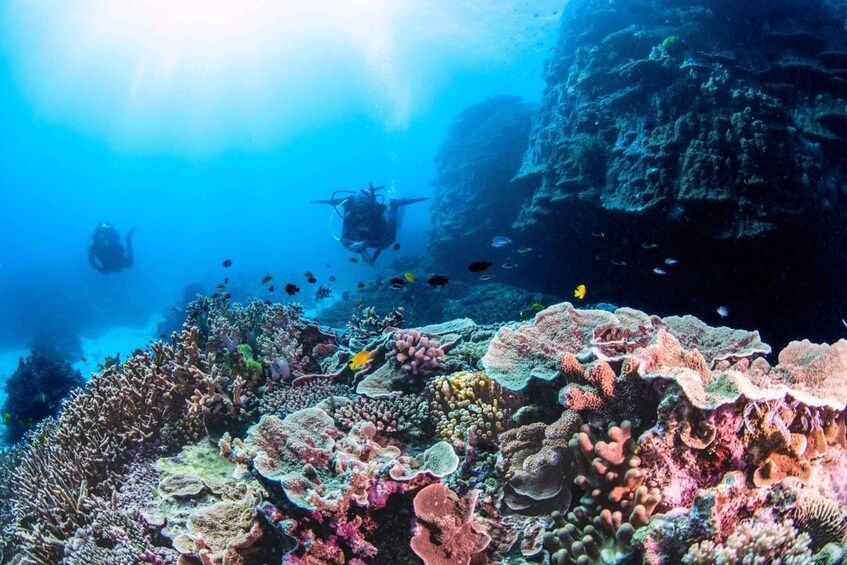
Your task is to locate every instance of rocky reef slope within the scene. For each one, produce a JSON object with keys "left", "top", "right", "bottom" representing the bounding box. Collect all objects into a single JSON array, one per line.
[{"left": 431, "top": 0, "right": 847, "bottom": 349}]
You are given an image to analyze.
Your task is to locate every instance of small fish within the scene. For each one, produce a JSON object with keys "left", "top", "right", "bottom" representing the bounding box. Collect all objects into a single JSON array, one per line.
[
  {"left": 2, "top": 413, "right": 10, "bottom": 425},
  {"left": 224, "top": 292, "right": 231, "bottom": 299},
  {"left": 717, "top": 306, "right": 729, "bottom": 318},
  {"left": 306, "top": 275, "right": 317, "bottom": 284},
  {"left": 479, "top": 274, "right": 495, "bottom": 281},
  {"left": 348, "top": 350, "right": 370, "bottom": 370},
  {"left": 40, "top": 393, "right": 47, "bottom": 403},
  {"left": 530, "top": 303, "right": 544, "bottom": 311},
  {"left": 222, "top": 259, "right": 233, "bottom": 268},
  {"left": 305, "top": 271, "right": 315, "bottom": 277},
  {"left": 843, "top": 318, "right": 847, "bottom": 329},
  {"left": 574, "top": 284, "right": 587, "bottom": 300},
  {"left": 357, "top": 282, "right": 366, "bottom": 289},
  {"left": 348, "top": 257, "right": 360, "bottom": 264},
  {"left": 329, "top": 275, "right": 336, "bottom": 282},
  {"left": 653, "top": 268, "right": 668, "bottom": 275},
  {"left": 468, "top": 261, "right": 493, "bottom": 272},
  {"left": 491, "top": 236, "right": 513, "bottom": 248},
  {"left": 393, "top": 243, "right": 401, "bottom": 251},
  {"left": 664, "top": 258, "right": 678, "bottom": 265},
  {"left": 215, "top": 284, "right": 227, "bottom": 290},
  {"left": 315, "top": 286, "right": 333, "bottom": 300},
  {"left": 354, "top": 300, "right": 365, "bottom": 310},
  {"left": 159, "top": 334, "right": 167, "bottom": 339},
  {"left": 517, "top": 247, "right": 533, "bottom": 254},
  {"left": 427, "top": 275, "right": 449, "bottom": 287},
  {"left": 268, "top": 285, "right": 275, "bottom": 293},
  {"left": 80, "top": 357, "right": 87, "bottom": 362},
  {"left": 502, "top": 263, "right": 518, "bottom": 269},
  {"left": 519, "top": 311, "right": 528, "bottom": 321},
  {"left": 261, "top": 275, "right": 273, "bottom": 284},
  {"left": 611, "top": 259, "right": 627, "bottom": 266},
  {"left": 224, "top": 277, "right": 229, "bottom": 284},
  {"left": 641, "top": 243, "right": 658, "bottom": 249},
  {"left": 404, "top": 272, "right": 415, "bottom": 283},
  {"left": 264, "top": 299, "right": 272, "bottom": 305},
  {"left": 591, "top": 231, "right": 605, "bottom": 238},
  {"left": 389, "top": 277, "right": 407, "bottom": 288},
  {"left": 284, "top": 283, "right": 300, "bottom": 295}
]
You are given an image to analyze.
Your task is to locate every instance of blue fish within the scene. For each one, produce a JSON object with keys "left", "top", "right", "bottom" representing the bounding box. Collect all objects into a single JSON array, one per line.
[
  {"left": 664, "top": 258, "right": 678, "bottom": 265},
  {"left": 491, "top": 236, "right": 513, "bottom": 248}
]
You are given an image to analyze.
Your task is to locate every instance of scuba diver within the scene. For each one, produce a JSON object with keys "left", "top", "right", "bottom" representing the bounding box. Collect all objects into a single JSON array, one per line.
[
  {"left": 88, "top": 223, "right": 135, "bottom": 274},
  {"left": 312, "top": 183, "right": 427, "bottom": 265}
]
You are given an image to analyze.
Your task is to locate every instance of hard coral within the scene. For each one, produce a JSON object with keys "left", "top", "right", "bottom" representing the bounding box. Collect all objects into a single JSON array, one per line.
[
  {"left": 683, "top": 517, "right": 813, "bottom": 564},
  {"left": 334, "top": 394, "right": 429, "bottom": 435},
  {"left": 410, "top": 483, "right": 491, "bottom": 565},
  {"left": 429, "top": 371, "right": 519, "bottom": 446},
  {"left": 545, "top": 421, "right": 661, "bottom": 564},
  {"left": 388, "top": 329, "right": 445, "bottom": 377}
]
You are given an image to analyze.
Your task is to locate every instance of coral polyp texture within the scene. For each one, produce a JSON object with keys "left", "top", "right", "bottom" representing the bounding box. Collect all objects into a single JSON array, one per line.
[
  {"left": 1, "top": 297, "right": 846, "bottom": 564},
  {"left": 387, "top": 328, "right": 445, "bottom": 377}
]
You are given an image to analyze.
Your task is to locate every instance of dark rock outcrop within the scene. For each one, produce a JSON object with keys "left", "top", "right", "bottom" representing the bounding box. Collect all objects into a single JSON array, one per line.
[{"left": 431, "top": 0, "right": 847, "bottom": 350}]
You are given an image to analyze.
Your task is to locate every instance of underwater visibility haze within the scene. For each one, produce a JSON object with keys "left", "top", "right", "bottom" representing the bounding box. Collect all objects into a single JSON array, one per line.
[{"left": 1, "top": 0, "right": 847, "bottom": 563}]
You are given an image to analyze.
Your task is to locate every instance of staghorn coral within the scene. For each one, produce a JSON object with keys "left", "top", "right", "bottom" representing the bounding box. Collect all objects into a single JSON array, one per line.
[
  {"left": 429, "top": 371, "right": 519, "bottom": 446},
  {"left": 387, "top": 329, "right": 445, "bottom": 378},
  {"left": 258, "top": 378, "right": 339, "bottom": 417},
  {"left": 544, "top": 421, "right": 661, "bottom": 564},
  {"left": 682, "top": 517, "right": 813, "bottom": 564},
  {"left": 410, "top": 483, "right": 491, "bottom": 565},
  {"left": 10, "top": 326, "right": 208, "bottom": 563},
  {"left": 334, "top": 394, "right": 429, "bottom": 435}
]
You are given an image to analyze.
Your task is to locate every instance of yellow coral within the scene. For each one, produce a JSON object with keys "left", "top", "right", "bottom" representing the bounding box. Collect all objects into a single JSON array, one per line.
[{"left": 429, "top": 371, "right": 519, "bottom": 446}]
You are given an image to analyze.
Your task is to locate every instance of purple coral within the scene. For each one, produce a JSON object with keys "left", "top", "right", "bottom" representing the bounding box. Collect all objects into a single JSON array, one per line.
[{"left": 387, "top": 329, "right": 445, "bottom": 377}]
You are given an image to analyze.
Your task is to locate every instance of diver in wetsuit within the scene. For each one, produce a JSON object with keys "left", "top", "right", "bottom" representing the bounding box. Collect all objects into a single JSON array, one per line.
[
  {"left": 313, "top": 183, "right": 427, "bottom": 265},
  {"left": 88, "top": 223, "right": 135, "bottom": 274}
]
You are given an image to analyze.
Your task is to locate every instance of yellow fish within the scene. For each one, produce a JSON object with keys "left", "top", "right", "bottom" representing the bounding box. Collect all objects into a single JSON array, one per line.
[
  {"left": 348, "top": 350, "right": 370, "bottom": 370},
  {"left": 530, "top": 303, "right": 544, "bottom": 311},
  {"left": 574, "top": 284, "right": 587, "bottom": 300},
  {"left": 404, "top": 272, "right": 415, "bottom": 283}
]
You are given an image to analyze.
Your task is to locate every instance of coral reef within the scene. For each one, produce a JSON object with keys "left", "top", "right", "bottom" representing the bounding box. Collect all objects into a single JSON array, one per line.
[
  {"left": 2, "top": 299, "right": 845, "bottom": 564},
  {"left": 387, "top": 329, "right": 445, "bottom": 378}
]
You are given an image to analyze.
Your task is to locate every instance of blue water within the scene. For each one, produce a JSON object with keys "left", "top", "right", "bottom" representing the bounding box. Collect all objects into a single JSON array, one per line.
[{"left": 0, "top": 1, "right": 561, "bottom": 366}]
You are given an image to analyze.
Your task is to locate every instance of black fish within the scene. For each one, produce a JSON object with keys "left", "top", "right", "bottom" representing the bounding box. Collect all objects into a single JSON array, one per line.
[
  {"left": 305, "top": 271, "right": 314, "bottom": 277},
  {"left": 160, "top": 334, "right": 167, "bottom": 339},
  {"left": 389, "top": 277, "right": 407, "bottom": 287},
  {"left": 315, "top": 285, "right": 333, "bottom": 300},
  {"left": 393, "top": 243, "right": 400, "bottom": 251},
  {"left": 264, "top": 299, "right": 272, "bottom": 305},
  {"left": 427, "top": 275, "right": 449, "bottom": 287},
  {"left": 261, "top": 275, "right": 273, "bottom": 284},
  {"left": 224, "top": 277, "right": 229, "bottom": 284},
  {"left": 216, "top": 284, "right": 227, "bottom": 290},
  {"left": 329, "top": 275, "right": 336, "bottom": 282},
  {"left": 224, "top": 293, "right": 231, "bottom": 299},
  {"left": 268, "top": 285, "right": 275, "bottom": 293},
  {"left": 468, "top": 261, "right": 492, "bottom": 273},
  {"left": 349, "top": 257, "right": 359, "bottom": 264},
  {"left": 222, "top": 259, "right": 232, "bottom": 268},
  {"left": 285, "top": 283, "right": 300, "bottom": 295},
  {"left": 307, "top": 276, "right": 317, "bottom": 284},
  {"left": 357, "top": 282, "right": 365, "bottom": 289},
  {"left": 80, "top": 357, "right": 87, "bottom": 362}
]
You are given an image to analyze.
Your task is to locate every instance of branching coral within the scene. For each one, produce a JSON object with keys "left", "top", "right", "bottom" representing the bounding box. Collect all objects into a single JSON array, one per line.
[
  {"left": 347, "top": 306, "right": 405, "bottom": 346},
  {"left": 429, "top": 371, "right": 519, "bottom": 446},
  {"left": 10, "top": 327, "right": 208, "bottom": 563},
  {"left": 388, "top": 329, "right": 445, "bottom": 377},
  {"left": 258, "top": 378, "right": 337, "bottom": 417},
  {"left": 544, "top": 421, "right": 661, "bottom": 564},
  {"left": 682, "top": 517, "right": 813, "bottom": 564},
  {"left": 334, "top": 394, "right": 429, "bottom": 435}
]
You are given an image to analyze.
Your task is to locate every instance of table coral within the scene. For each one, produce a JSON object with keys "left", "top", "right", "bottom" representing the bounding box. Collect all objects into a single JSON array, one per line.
[{"left": 429, "top": 370, "right": 519, "bottom": 446}]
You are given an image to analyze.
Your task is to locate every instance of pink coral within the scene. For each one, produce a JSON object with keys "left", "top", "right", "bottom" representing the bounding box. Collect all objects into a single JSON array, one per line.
[
  {"left": 387, "top": 329, "right": 445, "bottom": 377},
  {"left": 410, "top": 484, "right": 491, "bottom": 565}
]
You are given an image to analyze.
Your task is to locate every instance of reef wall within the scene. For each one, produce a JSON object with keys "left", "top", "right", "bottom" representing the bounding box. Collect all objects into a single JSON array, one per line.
[{"left": 431, "top": 0, "right": 847, "bottom": 350}]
